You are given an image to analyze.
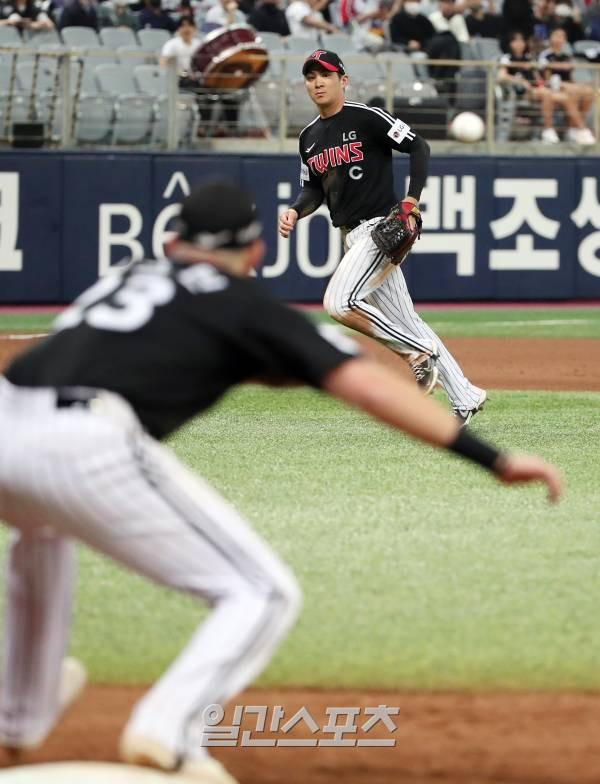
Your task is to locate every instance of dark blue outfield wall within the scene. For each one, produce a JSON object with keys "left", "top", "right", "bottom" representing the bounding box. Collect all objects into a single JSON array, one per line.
[{"left": 1, "top": 150, "right": 600, "bottom": 303}]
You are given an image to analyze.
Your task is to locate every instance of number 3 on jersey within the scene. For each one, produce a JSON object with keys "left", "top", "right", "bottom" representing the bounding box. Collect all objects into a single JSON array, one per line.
[{"left": 55, "top": 267, "right": 176, "bottom": 333}]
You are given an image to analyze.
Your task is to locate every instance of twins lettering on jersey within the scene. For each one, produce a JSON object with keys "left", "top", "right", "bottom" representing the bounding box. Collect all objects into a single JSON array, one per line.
[{"left": 307, "top": 141, "right": 364, "bottom": 175}]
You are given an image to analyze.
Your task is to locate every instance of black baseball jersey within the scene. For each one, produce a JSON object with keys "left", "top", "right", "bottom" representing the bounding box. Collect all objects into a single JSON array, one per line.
[
  {"left": 538, "top": 48, "right": 573, "bottom": 81},
  {"left": 293, "top": 101, "right": 427, "bottom": 229},
  {"left": 5, "top": 259, "right": 359, "bottom": 439}
]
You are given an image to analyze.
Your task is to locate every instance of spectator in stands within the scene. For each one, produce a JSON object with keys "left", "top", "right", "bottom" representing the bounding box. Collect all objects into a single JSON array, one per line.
[
  {"left": 59, "top": 0, "right": 97, "bottom": 29},
  {"left": 138, "top": 0, "right": 177, "bottom": 31},
  {"left": 160, "top": 15, "right": 201, "bottom": 73},
  {"left": 427, "top": 0, "right": 466, "bottom": 86},
  {"left": 247, "top": 0, "right": 290, "bottom": 36},
  {"left": 539, "top": 25, "right": 596, "bottom": 142},
  {"left": 285, "top": 0, "right": 340, "bottom": 39},
  {"left": 0, "top": 0, "right": 54, "bottom": 29},
  {"left": 429, "top": 0, "right": 469, "bottom": 38},
  {"left": 350, "top": 0, "right": 389, "bottom": 51},
  {"left": 465, "top": 0, "right": 501, "bottom": 36},
  {"left": 204, "top": 0, "right": 245, "bottom": 26},
  {"left": 583, "top": 0, "right": 600, "bottom": 40},
  {"left": 389, "top": 0, "right": 435, "bottom": 52},
  {"left": 501, "top": 0, "right": 534, "bottom": 42},
  {"left": 98, "top": 0, "right": 138, "bottom": 28},
  {"left": 498, "top": 29, "right": 578, "bottom": 142},
  {"left": 551, "top": 0, "right": 585, "bottom": 42}
]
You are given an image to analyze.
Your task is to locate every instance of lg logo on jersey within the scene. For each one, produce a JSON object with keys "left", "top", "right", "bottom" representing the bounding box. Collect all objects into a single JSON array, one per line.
[{"left": 349, "top": 166, "right": 363, "bottom": 180}]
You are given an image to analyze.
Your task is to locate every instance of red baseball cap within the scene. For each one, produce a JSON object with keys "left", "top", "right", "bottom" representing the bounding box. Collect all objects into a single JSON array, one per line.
[{"left": 302, "top": 50, "right": 346, "bottom": 76}]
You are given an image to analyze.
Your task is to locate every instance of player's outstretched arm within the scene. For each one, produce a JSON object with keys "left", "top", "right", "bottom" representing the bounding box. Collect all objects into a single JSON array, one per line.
[{"left": 323, "top": 358, "right": 563, "bottom": 503}]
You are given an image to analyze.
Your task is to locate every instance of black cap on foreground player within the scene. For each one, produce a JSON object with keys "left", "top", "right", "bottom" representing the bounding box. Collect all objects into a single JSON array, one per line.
[
  {"left": 168, "top": 179, "right": 265, "bottom": 275},
  {"left": 173, "top": 179, "right": 562, "bottom": 502}
]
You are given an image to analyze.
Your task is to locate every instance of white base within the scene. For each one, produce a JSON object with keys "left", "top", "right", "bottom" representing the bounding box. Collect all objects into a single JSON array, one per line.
[{"left": 0, "top": 762, "right": 185, "bottom": 783}]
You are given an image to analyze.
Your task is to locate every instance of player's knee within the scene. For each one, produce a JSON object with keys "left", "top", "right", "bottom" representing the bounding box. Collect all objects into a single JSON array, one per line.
[
  {"left": 323, "top": 289, "right": 353, "bottom": 325},
  {"left": 269, "top": 566, "right": 302, "bottom": 624}
]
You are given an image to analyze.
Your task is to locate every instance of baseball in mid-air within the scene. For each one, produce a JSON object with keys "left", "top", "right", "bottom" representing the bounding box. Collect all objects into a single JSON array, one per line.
[{"left": 450, "top": 112, "right": 485, "bottom": 143}]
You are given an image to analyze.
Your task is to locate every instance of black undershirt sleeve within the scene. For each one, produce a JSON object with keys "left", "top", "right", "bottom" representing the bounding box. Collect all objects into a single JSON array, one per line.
[
  {"left": 402, "top": 134, "right": 430, "bottom": 201},
  {"left": 290, "top": 186, "right": 324, "bottom": 219}
]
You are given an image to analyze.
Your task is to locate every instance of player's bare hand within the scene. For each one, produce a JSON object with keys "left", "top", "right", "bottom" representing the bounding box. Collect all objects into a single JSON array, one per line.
[
  {"left": 279, "top": 208, "right": 298, "bottom": 238},
  {"left": 494, "top": 454, "right": 563, "bottom": 503}
]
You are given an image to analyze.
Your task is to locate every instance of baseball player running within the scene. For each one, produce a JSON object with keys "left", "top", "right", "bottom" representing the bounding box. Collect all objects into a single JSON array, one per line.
[
  {"left": 0, "top": 180, "right": 560, "bottom": 783},
  {"left": 279, "top": 49, "right": 487, "bottom": 426}
]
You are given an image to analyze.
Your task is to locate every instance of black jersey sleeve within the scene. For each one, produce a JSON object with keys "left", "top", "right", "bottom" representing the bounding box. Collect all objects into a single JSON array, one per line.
[
  {"left": 290, "top": 140, "right": 325, "bottom": 218},
  {"left": 363, "top": 105, "right": 430, "bottom": 200},
  {"left": 244, "top": 294, "right": 360, "bottom": 387}
]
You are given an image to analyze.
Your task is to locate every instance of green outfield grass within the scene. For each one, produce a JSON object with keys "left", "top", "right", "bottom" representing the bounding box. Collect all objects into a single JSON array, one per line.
[
  {"left": 1, "top": 386, "right": 599, "bottom": 690},
  {"left": 1, "top": 306, "right": 600, "bottom": 338},
  {"left": 309, "top": 307, "right": 600, "bottom": 339}
]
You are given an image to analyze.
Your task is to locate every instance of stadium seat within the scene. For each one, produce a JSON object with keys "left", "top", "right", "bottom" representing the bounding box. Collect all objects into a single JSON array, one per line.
[
  {"left": 94, "top": 62, "right": 138, "bottom": 93},
  {"left": 99, "top": 27, "right": 139, "bottom": 49},
  {"left": 286, "top": 37, "right": 315, "bottom": 54},
  {"left": 133, "top": 63, "right": 167, "bottom": 94},
  {"left": 116, "top": 46, "right": 156, "bottom": 65},
  {"left": 454, "top": 66, "right": 486, "bottom": 112},
  {"left": 74, "top": 94, "right": 114, "bottom": 143},
  {"left": 474, "top": 37, "right": 501, "bottom": 61},
  {"left": 24, "top": 28, "right": 63, "bottom": 48},
  {"left": 320, "top": 33, "right": 357, "bottom": 53},
  {"left": 16, "top": 59, "right": 59, "bottom": 94},
  {"left": 113, "top": 94, "right": 155, "bottom": 143},
  {"left": 71, "top": 59, "right": 99, "bottom": 95},
  {"left": 0, "top": 53, "right": 18, "bottom": 93},
  {"left": 153, "top": 93, "right": 199, "bottom": 147},
  {"left": 0, "top": 26, "right": 21, "bottom": 45},
  {"left": 61, "top": 26, "right": 101, "bottom": 49},
  {"left": 0, "top": 94, "right": 35, "bottom": 131},
  {"left": 137, "top": 28, "right": 171, "bottom": 52},
  {"left": 244, "top": 78, "right": 281, "bottom": 132},
  {"left": 573, "top": 39, "right": 600, "bottom": 58},
  {"left": 254, "top": 31, "right": 283, "bottom": 51}
]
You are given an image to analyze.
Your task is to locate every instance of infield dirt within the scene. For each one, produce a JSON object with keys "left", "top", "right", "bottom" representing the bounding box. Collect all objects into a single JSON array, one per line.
[{"left": 1, "top": 333, "right": 599, "bottom": 783}]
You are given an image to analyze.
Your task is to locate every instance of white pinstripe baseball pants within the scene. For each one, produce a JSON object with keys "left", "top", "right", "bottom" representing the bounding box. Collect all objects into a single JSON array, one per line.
[
  {"left": 324, "top": 219, "right": 484, "bottom": 412},
  {"left": 0, "top": 378, "right": 300, "bottom": 758}
]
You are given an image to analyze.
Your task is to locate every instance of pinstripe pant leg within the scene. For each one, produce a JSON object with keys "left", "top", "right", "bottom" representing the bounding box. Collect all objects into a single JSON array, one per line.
[
  {"left": 370, "top": 264, "right": 485, "bottom": 410},
  {"left": 0, "top": 386, "right": 301, "bottom": 761},
  {"left": 323, "top": 221, "right": 434, "bottom": 357},
  {"left": 0, "top": 529, "right": 75, "bottom": 744}
]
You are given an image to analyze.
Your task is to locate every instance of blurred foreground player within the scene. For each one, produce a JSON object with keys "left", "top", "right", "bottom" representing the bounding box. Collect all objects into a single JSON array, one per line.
[{"left": 0, "top": 180, "right": 561, "bottom": 783}]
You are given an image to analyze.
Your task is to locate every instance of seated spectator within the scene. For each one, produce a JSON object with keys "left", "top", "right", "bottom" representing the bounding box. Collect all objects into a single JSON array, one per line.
[
  {"left": 427, "top": 0, "right": 465, "bottom": 86},
  {"left": 138, "top": 0, "right": 177, "bottom": 31},
  {"left": 98, "top": 0, "right": 138, "bottom": 28},
  {"left": 0, "top": 0, "right": 54, "bottom": 29},
  {"left": 348, "top": 0, "right": 388, "bottom": 50},
  {"left": 285, "top": 0, "right": 339, "bottom": 39},
  {"left": 499, "top": 29, "right": 578, "bottom": 142},
  {"left": 389, "top": 0, "right": 435, "bottom": 52},
  {"left": 551, "top": 0, "right": 584, "bottom": 43},
  {"left": 59, "top": 0, "right": 97, "bottom": 29},
  {"left": 583, "top": 0, "right": 600, "bottom": 40},
  {"left": 539, "top": 25, "right": 596, "bottom": 142},
  {"left": 501, "top": 0, "right": 534, "bottom": 43},
  {"left": 465, "top": 0, "right": 501, "bottom": 36},
  {"left": 247, "top": 0, "right": 290, "bottom": 36},
  {"left": 429, "top": 0, "right": 469, "bottom": 40},
  {"left": 160, "top": 15, "right": 201, "bottom": 73},
  {"left": 204, "top": 0, "right": 245, "bottom": 26}
]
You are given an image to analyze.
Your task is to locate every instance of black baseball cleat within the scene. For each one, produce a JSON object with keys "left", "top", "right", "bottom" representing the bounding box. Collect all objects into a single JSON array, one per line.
[
  {"left": 453, "top": 390, "right": 487, "bottom": 428},
  {"left": 409, "top": 345, "right": 439, "bottom": 395}
]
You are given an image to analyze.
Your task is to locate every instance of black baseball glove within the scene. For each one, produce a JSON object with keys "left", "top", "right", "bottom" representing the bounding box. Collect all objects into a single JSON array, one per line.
[{"left": 371, "top": 201, "right": 422, "bottom": 264}]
